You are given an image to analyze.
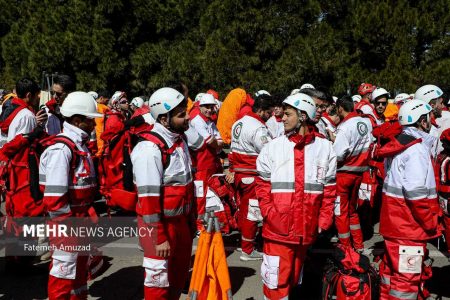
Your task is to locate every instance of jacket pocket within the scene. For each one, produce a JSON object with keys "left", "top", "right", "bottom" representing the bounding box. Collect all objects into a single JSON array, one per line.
[
  {"left": 261, "top": 254, "right": 280, "bottom": 289},
  {"left": 143, "top": 257, "right": 169, "bottom": 288},
  {"left": 266, "top": 209, "right": 291, "bottom": 236}
]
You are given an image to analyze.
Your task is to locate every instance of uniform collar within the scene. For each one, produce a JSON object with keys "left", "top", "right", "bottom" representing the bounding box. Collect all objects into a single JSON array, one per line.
[
  {"left": 153, "top": 122, "right": 182, "bottom": 148},
  {"left": 62, "top": 122, "right": 89, "bottom": 145},
  {"left": 248, "top": 111, "right": 265, "bottom": 125},
  {"left": 403, "top": 126, "right": 436, "bottom": 150},
  {"left": 341, "top": 111, "right": 359, "bottom": 123}
]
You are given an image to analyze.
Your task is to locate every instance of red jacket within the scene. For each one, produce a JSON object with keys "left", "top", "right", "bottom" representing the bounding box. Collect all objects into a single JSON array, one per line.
[{"left": 256, "top": 132, "right": 337, "bottom": 245}]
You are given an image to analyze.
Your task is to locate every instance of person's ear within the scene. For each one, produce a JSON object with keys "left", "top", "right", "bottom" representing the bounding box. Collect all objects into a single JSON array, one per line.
[{"left": 159, "top": 114, "right": 169, "bottom": 127}]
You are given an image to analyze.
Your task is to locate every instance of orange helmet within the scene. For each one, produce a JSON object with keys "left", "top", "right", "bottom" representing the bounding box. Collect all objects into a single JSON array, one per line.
[{"left": 358, "top": 83, "right": 376, "bottom": 96}]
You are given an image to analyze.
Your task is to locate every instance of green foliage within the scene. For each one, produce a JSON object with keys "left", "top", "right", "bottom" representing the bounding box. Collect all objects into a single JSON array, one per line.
[{"left": 1, "top": 0, "right": 450, "bottom": 97}]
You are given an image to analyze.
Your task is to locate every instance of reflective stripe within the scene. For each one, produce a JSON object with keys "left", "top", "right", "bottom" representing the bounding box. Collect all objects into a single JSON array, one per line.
[
  {"left": 272, "top": 182, "right": 294, "bottom": 190},
  {"left": 405, "top": 187, "right": 437, "bottom": 200},
  {"left": 305, "top": 182, "right": 323, "bottom": 192},
  {"left": 143, "top": 214, "right": 160, "bottom": 223},
  {"left": 337, "top": 165, "right": 368, "bottom": 172},
  {"left": 350, "top": 224, "right": 361, "bottom": 230},
  {"left": 231, "top": 146, "right": 258, "bottom": 156},
  {"left": 258, "top": 171, "right": 271, "bottom": 179},
  {"left": 389, "top": 289, "right": 417, "bottom": 299},
  {"left": 206, "top": 205, "right": 221, "bottom": 212},
  {"left": 138, "top": 185, "right": 160, "bottom": 195},
  {"left": 191, "top": 135, "right": 204, "bottom": 150},
  {"left": 380, "top": 275, "right": 390, "bottom": 285},
  {"left": 383, "top": 183, "right": 403, "bottom": 197},
  {"left": 48, "top": 204, "right": 71, "bottom": 219},
  {"left": 234, "top": 167, "right": 257, "bottom": 173},
  {"left": 241, "top": 236, "right": 255, "bottom": 242},
  {"left": 163, "top": 173, "right": 191, "bottom": 184},
  {"left": 45, "top": 185, "right": 68, "bottom": 194},
  {"left": 164, "top": 203, "right": 192, "bottom": 217},
  {"left": 71, "top": 285, "right": 88, "bottom": 295},
  {"left": 325, "top": 176, "right": 336, "bottom": 185},
  {"left": 338, "top": 232, "right": 350, "bottom": 239}
]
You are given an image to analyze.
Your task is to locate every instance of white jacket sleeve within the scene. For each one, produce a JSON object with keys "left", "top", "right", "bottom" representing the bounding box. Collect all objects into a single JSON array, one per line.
[
  {"left": 190, "top": 116, "right": 211, "bottom": 140},
  {"left": 333, "top": 127, "right": 350, "bottom": 163},
  {"left": 253, "top": 126, "right": 271, "bottom": 154}
]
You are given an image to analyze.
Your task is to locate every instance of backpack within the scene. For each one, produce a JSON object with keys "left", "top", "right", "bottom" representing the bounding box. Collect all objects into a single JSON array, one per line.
[
  {"left": 1, "top": 134, "right": 83, "bottom": 218},
  {"left": 322, "top": 244, "right": 380, "bottom": 300},
  {"left": 98, "top": 128, "right": 178, "bottom": 212}
]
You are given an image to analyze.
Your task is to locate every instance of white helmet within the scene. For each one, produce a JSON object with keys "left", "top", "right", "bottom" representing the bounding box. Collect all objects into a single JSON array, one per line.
[
  {"left": 300, "top": 83, "right": 315, "bottom": 90},
  {"left": 283, "top": 93, "right": 316, "bottom": 120},
  {"left": 198, "top": 93, "right": 216, "bottom": 106},
  {"left": 131, "top": 97, "right": 144, "bottom": 108},
  {"left": 88, "top": 91, "right": 98, "bottom": 100},
  {"left": 414, "top": 84, "right": 443, "bottom": 103},
  {"left": 398, "top": 99, "right": 432, "bottom": 125},
  {"left": 394, "top": 93, "right": 410, "bottom": 104},
  {"left": 371, "top": 87, "right": 389, "bottom": 101},
  {"left": 255, "top": 90, "right": 271, "bottom": 98},
  {"left": 332, "top": 96, "right": 338, "bottom": 102},
  {"left": 148, "top": 87, "right": 185, "bottom": 119},
  {"left": 352, "top": 95, "right": 362, "bottom": 103},
  {"left": 60, "top": 91, "right": 103, "bottom": 118},
  {"left": 290, "top": 88, "right": 301, "bottom": 95},
  {"left": 194, "top": 93, "right": 205, "bottom": 102}
]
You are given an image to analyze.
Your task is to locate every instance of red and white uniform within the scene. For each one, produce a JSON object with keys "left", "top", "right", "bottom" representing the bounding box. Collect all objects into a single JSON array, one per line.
[
  {"left": 39, "top": 122, "right": 97, "bottom": 300},
  {"left": 265, "top": 115, "right": 284, "bottom": 139},
  {"left": 229, "top": 112, "right": 271, "bottom": 254},
  {"left": 131, "top": 122, "right": 195, "bottom": 300},
  {"left": 190, "top": 113, "right": 223, "bottom": 229},
  {"left": 436, "top": 153, "right": 450, "bottom": 255},
  {"left": 256, "top": 132, "right": 336, "bottom": 299},
  {"left": 0, "top": 98, "right": 36, "bottom": 148},
  {"left": 355, "top": 99, "right": 384, "bottom": 126},
  {"left": 316, "top": 114, "right": 337, "bottom": 141},
  {"left": 333, "top": 112, "right": 372, "bottom": 250},
  {"left": 379, "top": 126, "right": 440, "bottom": 300}
]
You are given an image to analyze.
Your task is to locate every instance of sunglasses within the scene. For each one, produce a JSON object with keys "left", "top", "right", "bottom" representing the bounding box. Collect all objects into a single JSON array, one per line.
[
  {"left": 375, "top": 102, "right": 387, "bottom": 106},
  {"left": 51, "top": 90, "right": 65, "bottom": 98},
  {"left": 119, "top": 99, "right": 128, "bottom": 105}
]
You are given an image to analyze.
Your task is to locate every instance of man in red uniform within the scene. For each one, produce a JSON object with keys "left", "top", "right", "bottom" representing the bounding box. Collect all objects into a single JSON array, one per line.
[
  {"left": 378, "top": 100, "right": 440, "bottom": 299},
  {"left": 256, "top": 92, "right": 336, "bottom": 299},
  {"left": 132, "top": 87, "right": 196, "bottom": 300},
  {"left": 229, "top": 95, "right": 275, "bottom": 261}
]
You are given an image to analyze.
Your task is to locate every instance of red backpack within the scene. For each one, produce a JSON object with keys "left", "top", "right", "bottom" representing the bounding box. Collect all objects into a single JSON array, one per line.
[
  {"left": 322, "top": 244, "right": 379, "bottom": 300},
  {"left": 1, "top": 134, "right": 84, "bottom": 219},
  {"left": 98, "top": 128, "right": 179, "bottom": 212}
]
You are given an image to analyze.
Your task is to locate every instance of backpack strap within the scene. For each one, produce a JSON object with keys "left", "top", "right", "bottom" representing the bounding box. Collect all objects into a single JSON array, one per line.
[
  {"left": 0, "top": 98, "right": 27, "bottom": 134},
  {"left": 52, "top": 136, "right": 91, "bottom": 183},
  {"left": 138, "top": 131, "right": 183, "bottom": 170}
]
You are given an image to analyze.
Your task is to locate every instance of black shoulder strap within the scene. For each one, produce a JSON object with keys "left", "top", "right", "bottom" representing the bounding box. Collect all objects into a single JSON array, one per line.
[{"left": 395, "top": 133, "right": 417, "bottom": 146}]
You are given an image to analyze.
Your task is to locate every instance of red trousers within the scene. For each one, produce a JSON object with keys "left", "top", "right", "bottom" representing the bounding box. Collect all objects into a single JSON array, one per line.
[
  {"left": 379, "top": 238, "right": 427, "bottom": 300},
  {"left": 261, "top": 240, "right": 308, "bottom": 300},
  {"left": 235, "top": 173, "right": 260, "bottom": 254},
  {"left": 335, "top": 172, "right": 364, "bottom": 250},
  {"left": 443, "top": 214, "right": 450, "bottom": 253},
  {"left": 138, "top": 216, "right": 193, "bottom": 300},
  {"left": 48, "top": 252, "right": 89, "bottom": 300}
]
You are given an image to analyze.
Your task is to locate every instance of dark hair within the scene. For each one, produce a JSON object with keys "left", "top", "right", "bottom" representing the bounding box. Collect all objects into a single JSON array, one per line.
[
  {"left": 300, "top": 88, "right": 328, "bottom": 101},
  {"left": 97, "top": 89, "right": 110, "bottom": 98},
  {"left": 336, "top": 95, "right": 354, "bottom": 112},
  {"left": 252, "top": 94, "right": 276, "bottom": 113},
  {"left": 16, "top": 77, "right": 40, "bottom": 99},
  {"left": 53, "top": 74, "right": 75, "bottom": 92}
]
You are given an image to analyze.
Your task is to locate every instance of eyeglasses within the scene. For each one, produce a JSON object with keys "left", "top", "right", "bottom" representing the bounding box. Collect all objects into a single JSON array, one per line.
[
  {"left": 375, "top": 102, "right": 388, "bottom": 106},
  {"left": 316, "top": 104, "right": 329, "bottom": 110},
  {"left": 119, "top": 99, "right": 128, "bottom": 105},
  {"left": 51, "top": 90, "right": 65, "bottom": 98}
]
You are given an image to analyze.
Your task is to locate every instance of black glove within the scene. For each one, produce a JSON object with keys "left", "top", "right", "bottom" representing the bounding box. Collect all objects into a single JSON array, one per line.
[
  {"left": 26, "top": 126, "right": 45, "bottom": 143},
  {"left": 124, "top": 115, "right": 145, "bottom": 129}
]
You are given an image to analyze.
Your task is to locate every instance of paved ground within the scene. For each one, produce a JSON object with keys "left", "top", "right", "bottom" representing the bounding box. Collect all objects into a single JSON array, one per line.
[{"left": 1, "top": 223, "right": 449, "bottom": 300}]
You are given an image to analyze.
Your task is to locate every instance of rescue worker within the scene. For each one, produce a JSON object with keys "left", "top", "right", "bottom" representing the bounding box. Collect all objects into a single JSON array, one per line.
[
  {"left": 265, "top": 97, "right": 284, "bottom": 139},
  {"left": 436, "top": 128, "right": 450, "bottom": 259},
  {"left": 355, "top": 83, "right": 378, "bottom": 123},
  {"left": 415, "top": 84, "right": 448, "bottom": 156},
  {"left": 333, "top": 96, "right": 373, "bottom": 251},
  {"left": 371, "top": 87, "right": 389, "bottom": 125},
  {"left": 46, "top": 74, "right": 75, "bottom": 135},
  {"left": 0, "top": 78, "right": 45, "bottom": 147},
  {"left": 319, "top": 101, "right": 340, "bottom": 141},
  {"left": 256, "top": 93, "right": 336, "bottom": 299},
  {"left": 229, "top": 95, "right": 275, "bottom": 261},
  {"left": 94, "top": 90, "right": 109, "bottom": 157},
  {"left": 130, "top": 96, "right": 144, "bottom": 113},
  {"left": 300, "top": 88, "right": 332, "bottom": 135},
  {"left": 100, "top": 91, "right": 129, "bottom": 142},
  {"left": 131, "top": 87, "right": 196, "bottom": 300},
  {"left": 190, "top": 93, "right": 223, "bottom": 231},
  {"left": 378, "top": 99, "right": 440, "bottom": 300},
  {"left": 39, "top": 91, "right": 102, "bottom": 299}
]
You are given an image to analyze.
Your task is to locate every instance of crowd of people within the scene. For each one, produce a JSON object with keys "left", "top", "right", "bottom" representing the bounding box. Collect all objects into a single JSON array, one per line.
[{"left": 0, "top": 75, "right": 449, "bottom": 299}]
